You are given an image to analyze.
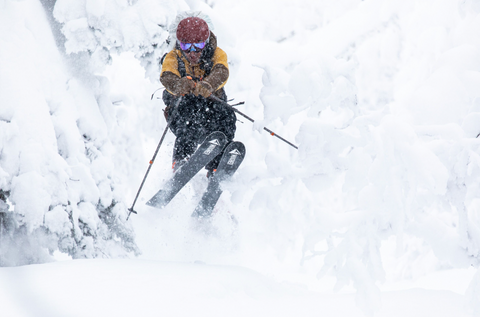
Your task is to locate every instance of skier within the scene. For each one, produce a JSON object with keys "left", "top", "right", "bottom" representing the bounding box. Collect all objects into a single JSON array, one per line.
[
  {"left": 160, "top": 14, "right": 236, "bottom": 176},
  {"left": 143, "top": 13, "right": 245, "bottom": 216},
  {"left": 130, "top": 16, "right": 293, "bottom": 219},
  {"left": 131, "top": 13, "right": 290, "bottom": 218}
]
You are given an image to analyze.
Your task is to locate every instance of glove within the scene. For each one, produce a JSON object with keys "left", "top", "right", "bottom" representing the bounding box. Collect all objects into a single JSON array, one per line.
[
  {"left": 175, "top": 77, "right": 196, "bottom": 96},
  {"left": 193, "top": 81, "right": 213, "bottom": 98}
]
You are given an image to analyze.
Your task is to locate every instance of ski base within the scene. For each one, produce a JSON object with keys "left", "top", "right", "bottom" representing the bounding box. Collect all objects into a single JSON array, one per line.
[
  {"left": 192, "top": 141, "right": 246, "bottom": 218},
  {"left": 146, "top": 131, "right": 227, "bottom": 209}
]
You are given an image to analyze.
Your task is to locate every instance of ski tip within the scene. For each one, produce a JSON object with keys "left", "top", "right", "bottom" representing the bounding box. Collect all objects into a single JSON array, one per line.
[
  {"left": 227, "top": 141, "right": 246, "bottom": 155},
  {"left": 145, "top": 197, "right": 166, "bottom": 209},
  {"left": 207, "top": 131, "right": 227, "bottom": 139}
]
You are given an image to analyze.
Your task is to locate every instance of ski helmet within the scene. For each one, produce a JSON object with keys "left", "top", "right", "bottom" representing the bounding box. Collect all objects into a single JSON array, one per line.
[{"left": 176, "top": 17, "right": 210, "bottom": 43}]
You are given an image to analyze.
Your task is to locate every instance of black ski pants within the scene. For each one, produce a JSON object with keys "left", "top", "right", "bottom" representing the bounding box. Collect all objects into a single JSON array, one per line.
[{"left": 163, "top": 91, "right": 236, "bottom": 170}]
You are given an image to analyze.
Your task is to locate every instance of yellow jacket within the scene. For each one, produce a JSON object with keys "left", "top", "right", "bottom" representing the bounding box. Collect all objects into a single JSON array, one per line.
[{"left": 160, "top": 32, "right": 229, "bottom": 97}]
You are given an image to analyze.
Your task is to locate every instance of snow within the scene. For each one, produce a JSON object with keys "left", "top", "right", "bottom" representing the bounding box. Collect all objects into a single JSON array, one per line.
[
  {"left": 1, "top": 0, "right": 480, "bottom": 316},
  {"left": 0, "top": 0, "right": 139, "bottom": 263},
  {"left": 0, "top": 259, "right": 473, "bottom": 317}
]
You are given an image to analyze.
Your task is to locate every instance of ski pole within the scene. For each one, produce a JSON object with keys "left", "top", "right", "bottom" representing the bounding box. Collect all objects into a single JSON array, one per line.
[
  {"left": 127, "top": 124, "right": 169, "bottom": 220},
  {"left": 150, "top": 87, "right": 165, "bottom": 100},
  {"left": 209, "top": 95, "right": 298, "bottom": 150},
  {"left": 127, "top": 95, "right": 184, "bottom": 219}
]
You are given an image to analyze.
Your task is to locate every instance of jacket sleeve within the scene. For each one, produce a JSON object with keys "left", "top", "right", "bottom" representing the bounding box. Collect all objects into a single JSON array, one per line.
[
  {"left": 203, "top": 47, "right": 229, "bottom": 91},
  {"left": 160, "top": 51, "right": 182, "bottom": 95}
]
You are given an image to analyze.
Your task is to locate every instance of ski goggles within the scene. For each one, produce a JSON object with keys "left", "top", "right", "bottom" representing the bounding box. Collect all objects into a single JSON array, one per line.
[{"left": 179, "top": 41, "right": 207, "bottom": 52}]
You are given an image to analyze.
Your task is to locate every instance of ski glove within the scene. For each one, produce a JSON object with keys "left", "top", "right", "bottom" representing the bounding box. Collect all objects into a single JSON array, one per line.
[
  {"left": 193, "top": 81, "right": 213, "bottom": 98},
  {"left": 175, "top": 77, "right": 196, "bottom": 96}
]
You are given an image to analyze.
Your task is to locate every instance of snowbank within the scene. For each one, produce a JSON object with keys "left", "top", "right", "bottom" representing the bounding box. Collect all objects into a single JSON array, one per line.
[{"left": 0, "top": 259, "right": 471, "bottom": 317}]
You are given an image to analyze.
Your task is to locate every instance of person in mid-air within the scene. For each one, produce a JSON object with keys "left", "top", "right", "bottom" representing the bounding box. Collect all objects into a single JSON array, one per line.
[{"left": 160, "top": 14, "right": 236, "bottom": 176}]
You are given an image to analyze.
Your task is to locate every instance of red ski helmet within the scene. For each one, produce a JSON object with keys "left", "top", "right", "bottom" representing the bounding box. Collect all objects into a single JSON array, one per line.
[{"left": 176, "top": 17, "right": 210, "bottom": 43}]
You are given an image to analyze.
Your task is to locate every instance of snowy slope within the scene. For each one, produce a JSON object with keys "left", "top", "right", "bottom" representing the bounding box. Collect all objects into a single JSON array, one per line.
[
  {"left": 1, "top": 0, "right": 480, "bottom": 316},
  {"left": 0, "top": 259, "right": 472, "bottom": 317}
]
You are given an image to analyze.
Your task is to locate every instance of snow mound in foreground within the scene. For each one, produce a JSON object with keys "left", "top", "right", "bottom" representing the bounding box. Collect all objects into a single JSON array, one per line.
[{"left": 0, "top": 259, "right": 470, "bottom": 317}]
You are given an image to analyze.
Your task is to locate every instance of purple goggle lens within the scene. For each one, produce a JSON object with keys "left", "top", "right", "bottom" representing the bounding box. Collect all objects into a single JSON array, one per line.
[{"left": 179, "top": 41, "right": 207, "bottom": 51}]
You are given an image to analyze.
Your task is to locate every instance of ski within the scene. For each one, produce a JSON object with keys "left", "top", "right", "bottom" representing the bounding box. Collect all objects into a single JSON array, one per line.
[
  {"left": 146, "top": 131, "right": 227, "bottom": 209},
  {"left": 192, "top": 141, "right": 246, "bottom": 218}
]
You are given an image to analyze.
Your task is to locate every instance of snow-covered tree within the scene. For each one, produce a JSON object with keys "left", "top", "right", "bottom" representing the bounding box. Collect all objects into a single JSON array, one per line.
[
  {"left": 0, "top": 0, "right": 190, "bottom": 265},
  {"left": 239, "top": 0, "right": 480, "bottom": 313}
]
